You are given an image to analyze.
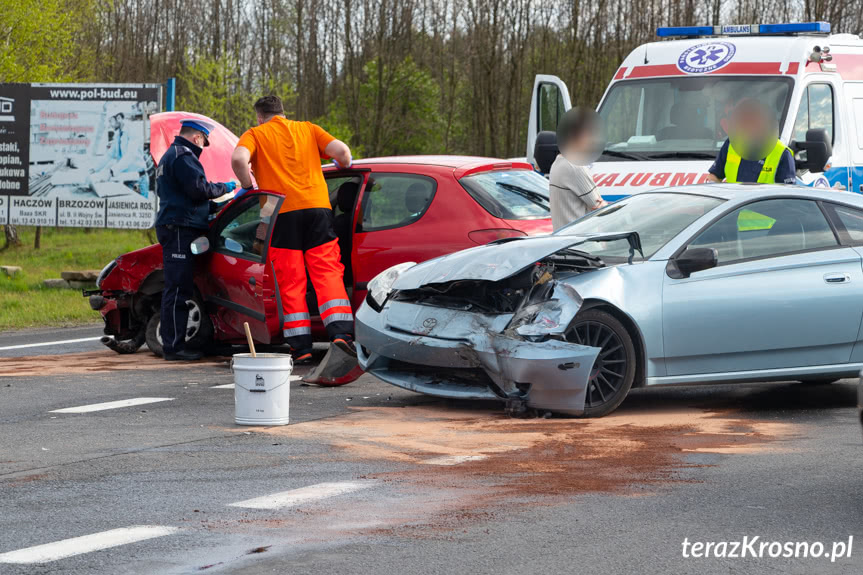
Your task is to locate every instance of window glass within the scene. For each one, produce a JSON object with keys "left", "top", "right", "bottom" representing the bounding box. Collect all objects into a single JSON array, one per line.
[
  {"left": 831, "top": 204, "right": 863, "bottom": 243},
  {"left": 792, "top": 84, "right": 834, "bottom": 143},
  {"left": 557, "top": 192, "right": 723, "bottom": 260},
  {"left": 598, "top": 77, "right": 793, "bottom": 157},
  {"left": 459, "top": 169, "right": 550, "bottom": 220},
  {"left": 361, "top": 174, "right": 435, "bottom": 232},
  {"left": 216, "top": 195, "right": 279, "bottom": 261},
  {"left": 538, "top": 83, "right": 565, "bottom": 133},
  {"left": 689, "top": 199, "right": 837, "bottom": 264},
  {"left": 327, "top": 175, "right": 362, "bottom": 218}
]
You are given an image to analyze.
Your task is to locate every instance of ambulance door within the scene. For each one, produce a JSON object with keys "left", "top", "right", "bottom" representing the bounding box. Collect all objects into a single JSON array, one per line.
[
  {"left": 790, "top": 79, "right": 843, "bottom": 188},
  {"left": 526, "top": 75, "right": 572, "bottom": 168},
  {"left": 843, "top": 82, "right": 863, "bottom": 193}
]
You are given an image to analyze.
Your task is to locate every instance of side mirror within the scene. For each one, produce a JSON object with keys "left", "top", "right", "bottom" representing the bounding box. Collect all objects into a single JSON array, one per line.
[
  {"left": 667, "top": 247, "right": 718, "bottom": 279},
  {"left": 792, "top": 128, "right": 832, "bottom": 173},
  {"left": 190, "top": 236, "right": 210, "bottom": 255},
  {"left": 533, "top": 130, "right": 559, "bottom": 174},
  {"left": 224, "top": 237, "right": 243, "bottom": 254}
]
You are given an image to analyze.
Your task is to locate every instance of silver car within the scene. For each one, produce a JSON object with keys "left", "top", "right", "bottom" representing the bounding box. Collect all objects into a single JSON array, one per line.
[{"left": 356, "top": 185, "right": 863, "bottom": 417}]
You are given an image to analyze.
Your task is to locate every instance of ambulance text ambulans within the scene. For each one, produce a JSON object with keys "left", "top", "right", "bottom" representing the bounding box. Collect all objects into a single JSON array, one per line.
[{"left": 527, "top": 22, "right": 863, "bottom": 199}]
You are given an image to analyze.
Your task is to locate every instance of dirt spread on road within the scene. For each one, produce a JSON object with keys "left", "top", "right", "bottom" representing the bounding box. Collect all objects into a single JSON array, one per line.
[
  {"left": 249, "top": 404, "right": 798, "bottom": 538},
  {"left": 0, "top": 350, "right": 229, "bottom": 376}
]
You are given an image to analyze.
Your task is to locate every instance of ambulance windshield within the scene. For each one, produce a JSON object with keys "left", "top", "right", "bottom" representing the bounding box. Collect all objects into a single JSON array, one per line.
[{"left": 597, "top": 76, "right": 793, "bottom": 160}]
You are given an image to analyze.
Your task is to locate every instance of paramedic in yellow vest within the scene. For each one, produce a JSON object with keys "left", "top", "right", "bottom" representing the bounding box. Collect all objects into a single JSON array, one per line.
[{"left": 706, "top": 98, "right": 796, "bottom": 185}]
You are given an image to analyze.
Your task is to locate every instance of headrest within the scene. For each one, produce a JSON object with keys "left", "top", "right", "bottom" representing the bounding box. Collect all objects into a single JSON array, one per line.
[
  {"left": 336, "top": 181, "right": 359, "bottom": 213},
  {"left": 404, "top": 183, "right": 430, "bottom": 214}
]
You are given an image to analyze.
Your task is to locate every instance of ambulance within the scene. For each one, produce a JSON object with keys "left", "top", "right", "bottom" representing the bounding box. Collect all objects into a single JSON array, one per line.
[{"left": 527, "top": 21, "right": 863, "bottom": 200}]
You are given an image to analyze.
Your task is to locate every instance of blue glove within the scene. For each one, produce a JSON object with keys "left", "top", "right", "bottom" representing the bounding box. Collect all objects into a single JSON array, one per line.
[
  {"left": 223, "top": 181, "right": 237, "bottom": 193},
  {"left": 332, "top": 158, "right": 352, "bottom": 169},
  {"left": 235, "top": 186, "right": 254, "bottom": 199}
]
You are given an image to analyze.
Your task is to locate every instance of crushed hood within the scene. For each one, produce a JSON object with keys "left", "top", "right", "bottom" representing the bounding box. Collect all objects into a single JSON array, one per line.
[{"left": 392, "top": 233, "right": 642, "bottom": 290}]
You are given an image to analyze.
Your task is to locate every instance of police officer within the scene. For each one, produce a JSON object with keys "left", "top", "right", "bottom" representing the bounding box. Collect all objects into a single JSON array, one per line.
[
  {"left": 155, "top": 119, "right": 236, "bottom": 360},
  {"left": 707, "top": 98, "right": 796, "bottom": 185}
]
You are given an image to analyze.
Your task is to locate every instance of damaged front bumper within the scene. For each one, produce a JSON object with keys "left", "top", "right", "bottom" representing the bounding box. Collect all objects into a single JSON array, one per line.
[{"left": 356, "top": 298, "right": 601, "bottom": 415}]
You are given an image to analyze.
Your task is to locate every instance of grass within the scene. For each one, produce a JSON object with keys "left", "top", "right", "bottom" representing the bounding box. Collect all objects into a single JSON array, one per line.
[{"left": 0, "top": 227, "right": 154, "bottom": 330}]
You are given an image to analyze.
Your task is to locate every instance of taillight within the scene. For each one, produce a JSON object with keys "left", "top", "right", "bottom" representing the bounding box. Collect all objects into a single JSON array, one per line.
[{"left": 468, "top": 228, "right": 527, "bottom": 245}]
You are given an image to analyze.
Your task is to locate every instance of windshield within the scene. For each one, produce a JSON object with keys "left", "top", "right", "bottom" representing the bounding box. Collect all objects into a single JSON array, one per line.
[
  {"left": 555, "top": 193, "right": 724, "bottom": 260},
  {"left": 598, "top": 76, "right": 793, "bottom": 160},
  {"left": 459, "top": 169, "right": 550, "bottom": 220}
]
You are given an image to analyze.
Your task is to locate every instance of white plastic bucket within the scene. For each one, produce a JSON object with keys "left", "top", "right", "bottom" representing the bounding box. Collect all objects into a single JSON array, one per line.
[{"left": 232, "top": 353, "right": 294, "bottom": 426}]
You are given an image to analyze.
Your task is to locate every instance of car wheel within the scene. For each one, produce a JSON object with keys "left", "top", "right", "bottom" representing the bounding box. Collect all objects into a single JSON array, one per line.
[
  {"left": 145, "top": 295, "right": 213, "bottom": 357},
  {"left": 566, "top": 309, "right": 637, "bottom": 417}
]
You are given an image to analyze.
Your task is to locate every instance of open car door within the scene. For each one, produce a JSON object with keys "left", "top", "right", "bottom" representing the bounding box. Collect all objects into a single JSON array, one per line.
[
  {"left": 199, "top": 192, "right": 283, "bottom": 345},
  {"left": 526, "top": 75, "right": 572, "bottom": 170}
]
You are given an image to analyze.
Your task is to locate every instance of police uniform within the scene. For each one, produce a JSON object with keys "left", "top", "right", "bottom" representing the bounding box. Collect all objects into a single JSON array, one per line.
[
  {"left": 154, "top": 120, "right": 232, "bottom": 360},
  {"left": 709, "top": 138, "right": 796, "bottom": 184}
]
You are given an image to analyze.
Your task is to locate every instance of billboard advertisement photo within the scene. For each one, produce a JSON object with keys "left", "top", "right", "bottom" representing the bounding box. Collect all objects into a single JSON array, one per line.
[{"left": 0, "top": 83, "right": 161, "bottom": 228}]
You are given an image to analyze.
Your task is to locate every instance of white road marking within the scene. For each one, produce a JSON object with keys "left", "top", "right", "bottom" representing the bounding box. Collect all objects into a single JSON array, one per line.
[
  {"left": 50, "top": 397, "right": 174, "bottom": 414},
  {"left": 0, "top": 336, "right": 102, "bottom": 352},
  {"left": 423, "top": 455, "right": 487, "bottom": 466},
  {"left": 0, "top": 526, "right": 180, "bottom": 564},
  {"left": 228, "top": 481, "right": 375, "bottom": 510}
]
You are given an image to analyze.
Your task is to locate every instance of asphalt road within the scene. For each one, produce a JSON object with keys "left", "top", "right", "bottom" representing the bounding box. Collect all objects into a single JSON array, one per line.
[{"left": 1, "top": 327, "right": 862, "bottom": 575}]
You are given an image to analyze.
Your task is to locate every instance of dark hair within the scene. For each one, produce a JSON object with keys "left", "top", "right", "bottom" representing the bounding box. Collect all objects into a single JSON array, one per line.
[
  {"left": 179, "top": 126, "right": 201, "bottom": 139},
  {"left": 254, "top": 95, "right": 284, "bottom": 118},
  {"left": 556, "top": 107, "right": 598, "bottom": 148}
]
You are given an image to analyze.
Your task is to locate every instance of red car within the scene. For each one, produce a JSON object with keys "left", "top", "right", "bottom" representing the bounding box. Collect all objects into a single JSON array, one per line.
[{"left": 88, "top": 156, "right": 552, "bottom": 355}]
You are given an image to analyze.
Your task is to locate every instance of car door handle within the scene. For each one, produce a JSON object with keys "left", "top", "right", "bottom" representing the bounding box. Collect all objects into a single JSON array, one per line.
[
  {"left": 824, "top": 273, "right": 851, "bottom": 284},
  {"left": 249, "top": 276, "right": 256, "bottom": 287}
]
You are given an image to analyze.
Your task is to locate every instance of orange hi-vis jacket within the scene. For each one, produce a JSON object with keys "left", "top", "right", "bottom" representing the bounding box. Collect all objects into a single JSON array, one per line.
[{"left": 237, "top": 117, "right": 335, "bottom": 213}]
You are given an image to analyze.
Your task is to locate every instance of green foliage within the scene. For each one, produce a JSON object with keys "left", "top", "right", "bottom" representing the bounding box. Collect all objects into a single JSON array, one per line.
[
  {"left": 178, "top": 53, "right": 298, "bottom": 137},
  {"left": 320, "top": 57, "right": 444, "bottom": 157},
  {"left": 0, "top": 0, "right": 90, "bottom": 82},
  {"left": 0, "top": 227, "right": 152, "bottom": 328}
]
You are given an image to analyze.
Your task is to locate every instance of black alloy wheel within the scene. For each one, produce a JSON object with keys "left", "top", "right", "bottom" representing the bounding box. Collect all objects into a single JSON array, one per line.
[{"left": 566, "top": 309, "right": 637, "bottom": 417}]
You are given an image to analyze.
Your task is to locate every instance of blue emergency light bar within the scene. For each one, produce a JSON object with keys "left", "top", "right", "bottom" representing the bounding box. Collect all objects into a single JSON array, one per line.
[{"left": 656, "top": 22, "right": 830, "bottom": 38}]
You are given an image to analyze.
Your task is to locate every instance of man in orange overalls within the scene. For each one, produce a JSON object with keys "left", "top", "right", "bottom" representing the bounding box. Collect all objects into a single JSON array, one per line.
[{"left": 231, "top": 96, "right": 354, "bottom": 362}]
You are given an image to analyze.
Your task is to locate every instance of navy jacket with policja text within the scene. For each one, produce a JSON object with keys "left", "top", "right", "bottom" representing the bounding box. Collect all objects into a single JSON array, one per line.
[{"left": 155, "top": 136, "right": 229, "bottom": 230}]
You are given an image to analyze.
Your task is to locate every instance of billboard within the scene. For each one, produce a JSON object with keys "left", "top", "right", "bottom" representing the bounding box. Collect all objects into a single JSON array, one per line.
[{"left": 0, "top": 83, "right": 161, "bottom": 228}]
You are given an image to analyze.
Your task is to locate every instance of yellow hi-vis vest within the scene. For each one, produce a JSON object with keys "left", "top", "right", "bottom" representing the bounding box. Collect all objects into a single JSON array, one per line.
[
  {"left": 725, "top": 139, "right": 789, "bottom": 184},
  {"left": 725, "top": 139, "right": 788, "bottom": 231}
]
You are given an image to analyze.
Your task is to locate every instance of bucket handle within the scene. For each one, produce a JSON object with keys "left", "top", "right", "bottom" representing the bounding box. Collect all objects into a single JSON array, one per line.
[{"left": 234, "top": 372, "right": 294, "bottom": 393}]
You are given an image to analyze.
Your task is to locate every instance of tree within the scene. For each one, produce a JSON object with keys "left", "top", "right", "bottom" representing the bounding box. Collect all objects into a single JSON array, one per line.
[
  {"left": 0, "top": 0, "right": 91, "bottom": 82},
  {"left": 321, "top": 57, "right": 444, "bottom": 157}
]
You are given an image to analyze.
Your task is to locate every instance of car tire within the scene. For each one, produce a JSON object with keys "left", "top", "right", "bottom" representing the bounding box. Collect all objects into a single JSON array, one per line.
[
  {"left": 145, "top": 295, "right": 213, "bottom": 357},
  {"left": 566, "top": 309, "right": 637, "bottom": 418}
]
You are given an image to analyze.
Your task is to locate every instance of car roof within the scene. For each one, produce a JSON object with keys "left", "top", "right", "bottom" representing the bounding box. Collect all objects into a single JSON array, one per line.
[
  {"left": 645, "top": 183, "right": 863, "bottom": 208},
  {"left": 349, "top": 155, "right": 523, "bottom": 169}
]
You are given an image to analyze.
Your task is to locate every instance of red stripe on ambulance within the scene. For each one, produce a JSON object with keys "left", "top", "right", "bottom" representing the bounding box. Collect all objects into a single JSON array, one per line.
[
  {"left": 625, "top": 62, "right": 786, "bottom": 78},
  {"left": 592, "top": 172, "right": 711, "bottom": 187}
]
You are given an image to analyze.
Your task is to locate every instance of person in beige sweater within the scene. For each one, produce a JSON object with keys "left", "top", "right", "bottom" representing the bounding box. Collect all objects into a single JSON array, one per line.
[{"left": 549, "top": 107, "right": 606, "bottom": 231}]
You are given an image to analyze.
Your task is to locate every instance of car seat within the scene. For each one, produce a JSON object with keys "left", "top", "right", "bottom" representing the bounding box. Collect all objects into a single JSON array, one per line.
[
  {"left": 657, "top": 103, "right": 713, "bottom": 141},
  {"left": 333, "top": 181, "right": 359, "bottom": 284}
]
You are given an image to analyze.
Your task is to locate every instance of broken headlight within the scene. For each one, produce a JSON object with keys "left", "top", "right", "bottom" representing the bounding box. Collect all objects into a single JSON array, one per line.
[
  {"left": 96, "top": 259, "right": 117, "bottom": 289},
  {"left": 366, "top": 262, "right": 417, "bottom": 311}
]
